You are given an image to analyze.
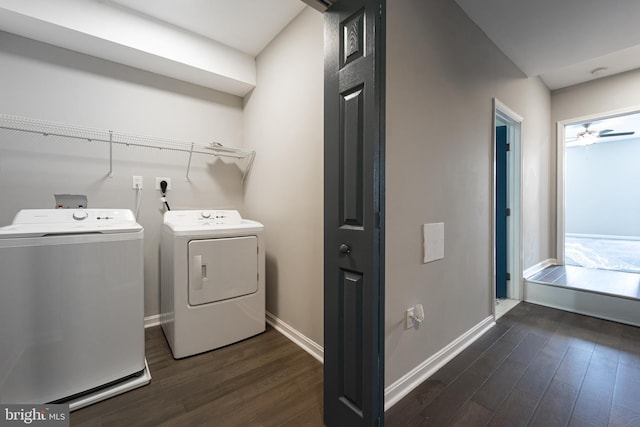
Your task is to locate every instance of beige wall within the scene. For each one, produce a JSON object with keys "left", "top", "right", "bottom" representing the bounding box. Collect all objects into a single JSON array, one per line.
[
  {"left": 0, "top": 1, "right": 561, "bottom": 391},
  {"left": 385, "top": 0, "right": 552, "bottom": 385},
  {"left": 243, "top": 7, "right": 325, "bottom": 346},
  {"left": 552, "top": 69, "right": 640, "bottom": 122},
  {"left": 0, "top": 31, "right": 245, "bottom": 317},
  {"left": 551, "top": 69, "right": 640, "bottom": 248}
]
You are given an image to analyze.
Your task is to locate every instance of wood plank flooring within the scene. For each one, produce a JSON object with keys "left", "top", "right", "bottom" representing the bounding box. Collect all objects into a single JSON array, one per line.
[
  {"left": 70, "top": 325, "right": 324, "bottom": 426},
  {"left": 71, "top": 302, "right": 640, "bottom": 426},
  {"left": 386, "top": 302, "right": 640, "bottom": 427}
]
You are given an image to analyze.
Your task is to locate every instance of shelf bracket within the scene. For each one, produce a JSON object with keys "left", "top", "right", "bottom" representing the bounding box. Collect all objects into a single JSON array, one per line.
[
  {"left": 108, "top": 130, "right": 113, "bottom": 177},
  {"left": 242, "top": 151, "right": 256, "bottom": 183},
  {"left": 185, "top": 142, "right": 194, "bottom": 181}
]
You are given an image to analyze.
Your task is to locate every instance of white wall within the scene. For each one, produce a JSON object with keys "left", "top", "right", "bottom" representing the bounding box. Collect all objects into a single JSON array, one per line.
[
  {"left": 242, "top": 8, "right": 325, "bottom": 346},
  {"left": 385, "top": 0, "right": 552, "bottom": 386},
  {"left": 0, "top": 31, "right": 245, "bottom": 317},
  {"left": 566, "top": 138, "right": 640, "bottom": 237}
]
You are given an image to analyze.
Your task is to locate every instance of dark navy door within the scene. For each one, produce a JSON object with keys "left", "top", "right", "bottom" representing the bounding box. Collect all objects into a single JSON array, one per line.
[
  {"left": 496, "top": 125, "right": 508, "bottom": 299},
  {"left": 324, "top": 0, "right": 385, "bottom": 425}
]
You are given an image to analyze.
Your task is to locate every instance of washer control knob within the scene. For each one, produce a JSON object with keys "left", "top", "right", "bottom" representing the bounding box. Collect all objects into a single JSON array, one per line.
[
  {"left": 72, "top": 210, "right": 88, "bottom": 220},
  {"left": 201, "top": 211, "right": 211, "bottom": 219}
]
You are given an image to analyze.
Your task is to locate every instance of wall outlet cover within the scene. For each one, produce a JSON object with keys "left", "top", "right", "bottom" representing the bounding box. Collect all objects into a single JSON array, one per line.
[
  {"left": 132, "top": 175, "right": 143, "bottom": 189},
  {"left": 405, "top": 307, "right": 415, "bottom": 329}
]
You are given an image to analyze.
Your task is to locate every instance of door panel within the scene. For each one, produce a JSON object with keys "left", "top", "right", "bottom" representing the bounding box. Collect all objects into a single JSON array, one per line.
[
  {"left": 324, "top": 0, "right": 385, "bottom": 426},
  {"left": 496, "top": 125, "right": 508, "bottom": 299},
  {"left": 340, "top": 270, "right": 364, "bottom": 411},
  {"left": 341, "top": 85, "right": 365, "bottom": 227}
]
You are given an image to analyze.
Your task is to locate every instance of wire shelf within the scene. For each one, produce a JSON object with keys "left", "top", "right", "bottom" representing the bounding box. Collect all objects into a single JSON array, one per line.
[{"left": 0, "top": 113, "right": 255, "bottom": 181}]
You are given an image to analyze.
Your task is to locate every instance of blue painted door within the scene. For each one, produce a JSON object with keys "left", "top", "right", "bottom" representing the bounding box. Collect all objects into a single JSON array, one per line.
[{"left": 496, "top": 125, "right": 508, "bottom": 298}]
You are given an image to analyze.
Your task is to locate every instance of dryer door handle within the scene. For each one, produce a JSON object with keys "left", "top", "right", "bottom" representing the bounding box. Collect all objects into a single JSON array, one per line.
[{"left": 191, "top": 255, "right": 204, "bottom": 290}]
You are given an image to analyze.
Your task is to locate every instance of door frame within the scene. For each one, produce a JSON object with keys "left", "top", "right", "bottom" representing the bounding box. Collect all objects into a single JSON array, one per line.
[
  {"left": 492, "top": 98, "right": 523, "bottom": 309},
  {"left": 555, "top": 105, "right": 640, "bottom": 265}
]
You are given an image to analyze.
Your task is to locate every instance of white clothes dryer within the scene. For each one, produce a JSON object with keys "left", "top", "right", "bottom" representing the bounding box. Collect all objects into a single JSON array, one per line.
[
  {"left": 0, "top": 209, "right": 150, "bottom": 410},
  {"left": 160, "top": 210, "right": 265, "bottom": 359}
]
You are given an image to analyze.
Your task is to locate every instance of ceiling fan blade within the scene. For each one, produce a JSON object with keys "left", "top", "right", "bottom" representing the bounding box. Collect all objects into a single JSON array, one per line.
[
  {"left": 599, "top": 131, "right": 635, "bottom": 137},
  {"left": 598, "top": 129, "right": 614, "bottom": 136}
]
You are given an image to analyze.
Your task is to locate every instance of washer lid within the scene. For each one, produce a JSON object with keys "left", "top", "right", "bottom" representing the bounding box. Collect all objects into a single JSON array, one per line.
[{"left": 0, "top": 209, "right": 142, "bottom": 237}]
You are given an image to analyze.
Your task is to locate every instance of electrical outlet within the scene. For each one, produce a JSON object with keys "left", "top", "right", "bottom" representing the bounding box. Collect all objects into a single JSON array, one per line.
[
  {"left": 155, "top": 177, "right": 172, "bottom": 190},
  {"left": 132, "top": 176, "right": 143, "bottom": 189},
  {"left": 405, "top": 307, "right": 415, "bottom": 329}
]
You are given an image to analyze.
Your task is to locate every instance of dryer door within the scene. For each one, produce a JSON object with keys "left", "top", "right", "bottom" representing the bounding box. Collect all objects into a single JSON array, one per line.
[{"left": 188, "top": 236, "right": 258, "bottom": 306}]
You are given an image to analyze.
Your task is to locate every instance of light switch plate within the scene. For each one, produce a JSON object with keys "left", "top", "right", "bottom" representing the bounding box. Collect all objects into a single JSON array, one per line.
[{"left": 423, "top": 222, "right": 444, "bottom": 263}]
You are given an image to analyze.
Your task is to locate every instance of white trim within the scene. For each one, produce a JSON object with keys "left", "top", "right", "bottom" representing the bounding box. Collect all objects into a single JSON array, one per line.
[
  {"left": 383, "top": 316, "right": 495, "bottom": 411},
  {"left": 522, "top": 258, "right": 557, "bottom": 279},
  {"left": 492, "top": 98, "right": 524, "bottom": 307},
  {"left": 266, "top": 311, "right": 324, "bottom": 363},
  {"left": 495, "top": 298, "right": 521, "bottom": 320},
  {"left": 144, "top": 314, "right": 161, "bottom": 329},
  {"left": 494, "top": 99, "right": 523, "bottom": 123},
  {"left": 525, "top": 281, "right": 640, "bottom": 327},
  {"left": 144, "top": 311, "right": 324, "bottom": 363},
  {"left": 557, "top": 121, "right": 566, "bottom": 264}
]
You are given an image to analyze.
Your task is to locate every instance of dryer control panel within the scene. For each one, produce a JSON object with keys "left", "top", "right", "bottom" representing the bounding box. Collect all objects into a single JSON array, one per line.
[{"left": 164, "top": 210, "right": 243, "bottom": 226}]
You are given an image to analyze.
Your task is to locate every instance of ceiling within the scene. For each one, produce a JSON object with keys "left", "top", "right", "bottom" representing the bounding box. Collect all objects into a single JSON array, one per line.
[
  {"left": 105, "top": 0, "right": 640, "bottom": 91},
  {"left": 0, "top": 0, "right": 307, "bottom": 96},
  {"left": 107, "top": 0, "right": 306, "bottom": 57},
  {"left": 3, "top": 0, "right": 640, "bottom": 95},
  {"left": 454, "top": 0, "right": 640, "bottom": 90}
]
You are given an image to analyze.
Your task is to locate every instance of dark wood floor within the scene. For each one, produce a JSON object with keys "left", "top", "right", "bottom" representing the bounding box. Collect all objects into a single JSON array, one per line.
[
  {"left": 385, "top": 302, "right": 640, "bottom": 427},
  {"left": 71, "top": 302, "right": 640, "bottom": 427},
  {"left": 71, "top": 325, "right": 324, "bottom": 426}
]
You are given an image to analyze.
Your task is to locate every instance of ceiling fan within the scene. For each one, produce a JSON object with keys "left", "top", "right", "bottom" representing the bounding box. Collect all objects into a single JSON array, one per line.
[{"left": 566, "top": 123, "right": 635, "bottom": 147}]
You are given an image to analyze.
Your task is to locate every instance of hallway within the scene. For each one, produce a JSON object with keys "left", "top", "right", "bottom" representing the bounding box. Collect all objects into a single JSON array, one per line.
[{"left": 386, "top": 302, "right": 640, "bottom": 426}]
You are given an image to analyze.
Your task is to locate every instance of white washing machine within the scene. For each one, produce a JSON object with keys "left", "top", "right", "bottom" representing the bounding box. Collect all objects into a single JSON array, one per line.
[
  {"left": 0, "top": 209, "right": 150, "bottom": 410},
  {"left": 161, "top": 210, "right": 265, "bottom": 359}
]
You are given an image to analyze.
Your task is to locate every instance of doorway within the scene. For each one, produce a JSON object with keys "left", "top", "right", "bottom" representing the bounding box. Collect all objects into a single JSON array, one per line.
[
  {"left": 557, "top": 109, "right": 640, "bottom": 276},
  {"left": 493, "top": 99, "right": 523, "bottom": 318}
]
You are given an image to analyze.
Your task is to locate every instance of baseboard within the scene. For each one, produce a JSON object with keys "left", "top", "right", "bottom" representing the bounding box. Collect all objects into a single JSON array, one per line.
[
  {"left": 383, "top": 315, "right": 495, "bottom": 411},
  {"left": 523, "top": 258, "right": 556, "bottom": 279},
  {"left": 144, "top": 311, "right": 324, "bottom": 363},
  {"left": 266, "top": 311, "right": 324, "bottom": 363},
  {"left": 144, "top": 314, "right": 161, "bottom": 329}
]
